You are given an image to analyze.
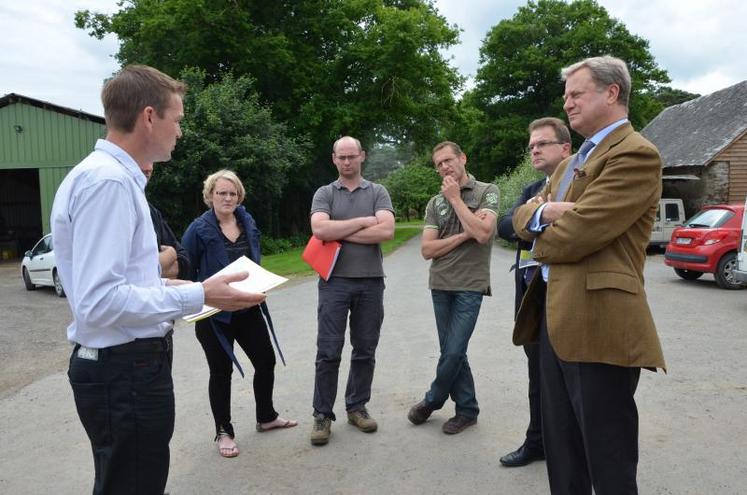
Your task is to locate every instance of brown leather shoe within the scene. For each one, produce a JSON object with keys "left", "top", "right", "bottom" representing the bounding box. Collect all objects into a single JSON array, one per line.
[
  {"left": 408, "top": 400, "right": 435, "bottom": 425},
  {"left": 347, "top": 408, "right": 378, "bottom": 433},
  {"left": 442, "top": 414, "right": 476, "bottom": 434}
]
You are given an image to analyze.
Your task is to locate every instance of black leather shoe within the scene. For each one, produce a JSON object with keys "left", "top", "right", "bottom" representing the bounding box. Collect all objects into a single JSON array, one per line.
[{"left": 499, "top": 444, "right": 545, "bottom": 467}]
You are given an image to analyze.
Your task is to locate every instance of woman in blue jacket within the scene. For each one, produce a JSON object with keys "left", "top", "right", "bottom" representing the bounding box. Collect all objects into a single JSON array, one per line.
[{"left": 182, "top": 169, "right": 296, "bottom": 458}]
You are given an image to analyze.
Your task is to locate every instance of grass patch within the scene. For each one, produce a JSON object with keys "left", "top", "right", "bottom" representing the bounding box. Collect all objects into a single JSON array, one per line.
[{"left": 261, "top": 221, "right": 423, "bottom": 278}]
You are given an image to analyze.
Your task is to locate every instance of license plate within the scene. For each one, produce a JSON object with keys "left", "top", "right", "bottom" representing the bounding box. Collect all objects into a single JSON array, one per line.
[{"left": 675, "top": 237, "right": 692, "bottom": 245}]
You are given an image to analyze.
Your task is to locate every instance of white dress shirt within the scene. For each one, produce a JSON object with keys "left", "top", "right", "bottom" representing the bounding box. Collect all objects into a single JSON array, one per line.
[{"left": 51, "top": 139, "right": 204, "bottom": 348}]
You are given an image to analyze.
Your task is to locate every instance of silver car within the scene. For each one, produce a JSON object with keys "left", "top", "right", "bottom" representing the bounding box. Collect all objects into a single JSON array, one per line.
[{"left": 21, "top": 234, "right": 65, "bottom": 297}]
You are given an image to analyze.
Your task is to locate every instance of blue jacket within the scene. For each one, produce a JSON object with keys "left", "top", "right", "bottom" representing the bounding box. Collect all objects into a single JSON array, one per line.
[{"left": 181, "top": 205, "right": 261, "bottom": 323}]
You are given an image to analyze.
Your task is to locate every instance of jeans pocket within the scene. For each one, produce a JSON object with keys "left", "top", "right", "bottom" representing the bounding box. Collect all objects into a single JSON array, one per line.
[{"left": 70, "top": 381, "right": 111, "bottom": 445}]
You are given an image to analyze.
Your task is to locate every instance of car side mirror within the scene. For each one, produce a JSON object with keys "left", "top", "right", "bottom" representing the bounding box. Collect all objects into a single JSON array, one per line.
[{"left": 24, "top": 250, "right": 32, "bottom": 259}]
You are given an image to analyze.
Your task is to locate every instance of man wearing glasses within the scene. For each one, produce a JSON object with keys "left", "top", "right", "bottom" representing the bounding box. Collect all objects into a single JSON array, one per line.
[
  {"left": 408, "top": 141, "right": 499, "bottom": 435},
  {"left": 309, "top": 136, "right": 395, "bottom": 446},
  {"left": 497, "top": 117, "right": 571, "bottom": 467}
]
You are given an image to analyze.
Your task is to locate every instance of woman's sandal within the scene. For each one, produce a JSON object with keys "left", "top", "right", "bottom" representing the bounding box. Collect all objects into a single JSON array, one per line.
[
  {"left": 256, "top": 417, "right": 299, "bottom": 433},
  {"left": 216, "top": 432, "right": 239, "bottom": 458}
]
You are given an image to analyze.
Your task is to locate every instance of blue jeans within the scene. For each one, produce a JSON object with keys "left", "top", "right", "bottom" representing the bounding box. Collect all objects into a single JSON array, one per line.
[
  {"left": 313, "top": 277, "right": 384, "bottom": 420},
  {"left": 425, "top": 290, "right": 483, "bottom": 418}
]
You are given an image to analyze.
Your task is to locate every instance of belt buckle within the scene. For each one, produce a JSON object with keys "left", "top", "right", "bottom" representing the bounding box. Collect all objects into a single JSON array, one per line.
[{"left": 77, "top": 346, "right": 99, "bottom": 361}]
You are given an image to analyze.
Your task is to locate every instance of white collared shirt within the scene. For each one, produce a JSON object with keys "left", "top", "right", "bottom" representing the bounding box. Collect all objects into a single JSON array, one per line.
[{"left": 51, "top": 139, "right": 204, "bottom": 348}]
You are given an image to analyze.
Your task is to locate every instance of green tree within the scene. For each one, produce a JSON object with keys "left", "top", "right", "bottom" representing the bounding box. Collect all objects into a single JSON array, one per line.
[
  {"left": 382, "top": 159, "right": 441, "bottom": 220},
  {"left": 651, "top": 86, "right": 700, "bottom": 108},
  {"left": 76, "top": 0, "right": 462, "bottom": 234},
  {"left": 471, "top": 0, "right": 670, "bottom": 180},
  {"left": 147, "top": 69, "right": 309, "bottom": 238}
]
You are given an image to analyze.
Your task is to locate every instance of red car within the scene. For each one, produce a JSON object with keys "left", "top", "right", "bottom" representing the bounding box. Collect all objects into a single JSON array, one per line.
[{"left": 664, "top": 203, "right": 746, "bottom": 289}]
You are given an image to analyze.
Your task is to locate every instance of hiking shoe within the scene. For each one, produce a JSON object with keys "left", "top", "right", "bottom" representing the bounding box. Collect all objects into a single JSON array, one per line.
[
  {"left": 310, "top": 415, "right": 332, "bottom": 445},
  {"left": 408, "top": 400, "right": 435, "bottom": 425},
  {"left": 347, "top": 408, "right": 378, "bottom": 433},
  {"left": 442, "top": 415, "right": 477, "bottom": 434}
]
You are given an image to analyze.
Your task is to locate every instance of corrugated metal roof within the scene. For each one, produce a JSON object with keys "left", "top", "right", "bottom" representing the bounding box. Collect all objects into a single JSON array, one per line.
[
  {"left": 641, "top": 80, "right": 747, "bottom": 168},
  {"left": 0, "top": 93, "right": 104, "bottom": 125}
]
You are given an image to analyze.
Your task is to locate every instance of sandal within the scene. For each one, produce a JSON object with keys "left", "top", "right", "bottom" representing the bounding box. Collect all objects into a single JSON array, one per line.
[
  {"left": 256, "top": 417, "right": 298, "bottom": 432},
  {"left": 215, "top": 425, "right": 239, "bottom": 458}
]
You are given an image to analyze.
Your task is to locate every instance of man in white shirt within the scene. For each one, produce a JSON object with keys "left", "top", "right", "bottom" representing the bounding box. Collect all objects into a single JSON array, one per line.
[{"left": 51, "top": 65, "right": 264, "bottom": 495}]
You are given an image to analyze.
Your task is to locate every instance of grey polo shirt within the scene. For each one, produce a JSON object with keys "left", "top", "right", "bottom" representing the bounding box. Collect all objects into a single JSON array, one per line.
[
  {"left": 424, "top": 177, "right": 499, "bottom": 293},
  {"left": 310, "top": 179, "right": 395, "bottom": 278}
]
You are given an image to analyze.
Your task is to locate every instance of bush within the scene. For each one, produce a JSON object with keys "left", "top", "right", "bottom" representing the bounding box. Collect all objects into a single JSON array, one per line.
[
  {"left": 494, "top": 154, "right": 543, "bottom": 217},
  {"left": 261, "top": 235, "right": 308, "bottom": 256}
]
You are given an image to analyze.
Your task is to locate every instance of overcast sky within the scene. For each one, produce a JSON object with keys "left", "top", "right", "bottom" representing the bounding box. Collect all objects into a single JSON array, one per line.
[{"left": 1, "top": 0, "right": 744, "bottom": 117}]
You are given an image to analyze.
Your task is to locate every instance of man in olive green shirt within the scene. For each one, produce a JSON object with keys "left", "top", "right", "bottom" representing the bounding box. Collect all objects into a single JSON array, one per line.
[{"left": 408, "top": 141, "right": 499, "bottom": 435}]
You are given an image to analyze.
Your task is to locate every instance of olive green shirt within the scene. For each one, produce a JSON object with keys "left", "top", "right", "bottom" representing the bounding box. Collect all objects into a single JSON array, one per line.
[{"left": 424, "top": 177, "right": 499, "bottom": 294}]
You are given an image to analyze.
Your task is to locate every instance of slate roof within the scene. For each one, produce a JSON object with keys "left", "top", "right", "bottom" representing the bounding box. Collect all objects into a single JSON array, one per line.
[
  {"left": 641, "top": 80, "right": 747, "bottom": 168},
  {"left": 0, "top": 93, "right": 105, "bottom": 125}
]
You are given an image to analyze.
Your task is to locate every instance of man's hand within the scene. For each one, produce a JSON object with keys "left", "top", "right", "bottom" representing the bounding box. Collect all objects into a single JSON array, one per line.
[
  {"left": 202, "top": 271, "right": 266, "bottom": 311},
  {"left": 539, "top": 194, "right": 575, "bottom": 223},
  {"left": 360, "top": 216, "right": 379, "bottom": 228},
  {"left": 158, "top": 246, "right": 179, "bottom": 279},
  {"left": 441, "top": 176, "right": 461, "bottom": 203}
]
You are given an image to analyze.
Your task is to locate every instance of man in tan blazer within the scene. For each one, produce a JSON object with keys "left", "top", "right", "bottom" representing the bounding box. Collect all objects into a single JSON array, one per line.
[{"left": 512, "top": 56, "right": 665, "bottom": 495}]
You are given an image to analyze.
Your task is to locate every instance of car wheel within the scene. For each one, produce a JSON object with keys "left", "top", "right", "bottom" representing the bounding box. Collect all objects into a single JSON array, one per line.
[
  {"left": 714, "top": 252, "right": 745, "bottom": 290},
  {"left": 674, "top": 268, "right": 703, "bottom": 281},
  {"left": 53, "top": 270, "right": 66, "bottom": 298},
  {"left": 22, "top": 267, "right": 36, "bottom": 291}
]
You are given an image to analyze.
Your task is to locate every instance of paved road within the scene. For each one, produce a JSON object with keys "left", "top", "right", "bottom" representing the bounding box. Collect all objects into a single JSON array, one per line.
[{"left": 0, "top": 237, "right": 746, "bottom": 494}]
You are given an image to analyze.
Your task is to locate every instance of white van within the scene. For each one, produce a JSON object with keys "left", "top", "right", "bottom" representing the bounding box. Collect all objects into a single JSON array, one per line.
[
  {"left": 650, "top": 198, "right": 685, "bottom": 247},
  {"left": 735, "top": 196, "right": 747, "bottom": 283}
]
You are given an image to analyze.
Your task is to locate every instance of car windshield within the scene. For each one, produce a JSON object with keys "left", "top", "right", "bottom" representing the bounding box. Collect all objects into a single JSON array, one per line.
[{"left": 684, "top": 209, "right": 734, "bottom": 228}]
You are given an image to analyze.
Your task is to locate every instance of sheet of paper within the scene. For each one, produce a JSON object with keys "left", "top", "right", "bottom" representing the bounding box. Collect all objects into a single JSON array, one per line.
[{"left": 183, "top": 256, "right": 288, "bottom": 323}]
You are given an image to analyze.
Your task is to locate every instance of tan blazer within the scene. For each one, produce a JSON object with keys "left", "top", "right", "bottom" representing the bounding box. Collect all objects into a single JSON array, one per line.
[{"left": 512, "top": 122, "right": 666, "bottom": 370}]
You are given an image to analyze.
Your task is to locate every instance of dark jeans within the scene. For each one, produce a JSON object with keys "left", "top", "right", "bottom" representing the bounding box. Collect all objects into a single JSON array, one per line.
[
  {"left": 425, "top": 290, "right": 483, "bottom": 418},
  {"left": 313, "top": 276, "right": 384, "bottom": 420},
  {"left": 196, "top": 307, "right": 278, "bottom": 434},
  {"left": 68, "top": 334, "right": 174, "bottom": 495},
  {"left": 539, "top": 291, "right": 641, "bottom": 495}
]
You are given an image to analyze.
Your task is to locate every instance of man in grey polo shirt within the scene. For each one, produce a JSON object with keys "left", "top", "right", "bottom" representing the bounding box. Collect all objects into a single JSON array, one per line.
[
  {"left": 408, "top": 141, "right": 499, "bottom": 435},
  {"left": 309, "top": 135, "right": 395, "bottom": 446}
]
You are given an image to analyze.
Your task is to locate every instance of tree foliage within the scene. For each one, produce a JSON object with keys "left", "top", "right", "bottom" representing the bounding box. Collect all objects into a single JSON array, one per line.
[
  {"left": 469, "top": 0, "right": 670, "bottom": 180},
  {"left": 382, "top": 159, "right": 441, "bottom": 220},
  {"left": 147, "top": 69, "right": 309, "bottom": 237},
  {"left": 76, "top": 0, "right": 463, "bottom": 234},
  {"left": 651, "top": 86, "right": 700, "bottom": 108}
]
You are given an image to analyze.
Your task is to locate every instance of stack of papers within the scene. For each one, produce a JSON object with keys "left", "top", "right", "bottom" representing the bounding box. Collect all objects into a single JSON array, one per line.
[{"left": 183, "top": 256, "right": 288, "bottom": 323}]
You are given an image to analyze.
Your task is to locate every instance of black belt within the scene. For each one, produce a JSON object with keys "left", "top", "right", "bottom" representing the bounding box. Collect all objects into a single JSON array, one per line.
[{"left": 75, "top": 331, "right": 172, "bottom": 361}]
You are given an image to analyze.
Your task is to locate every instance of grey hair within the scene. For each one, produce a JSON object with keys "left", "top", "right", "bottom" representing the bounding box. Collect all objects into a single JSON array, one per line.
[{"left": 561, "top": 55, "right": 631, "bottom": 108}]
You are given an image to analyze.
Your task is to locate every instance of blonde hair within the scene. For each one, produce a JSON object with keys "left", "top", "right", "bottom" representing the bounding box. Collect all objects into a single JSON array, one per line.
[
  {"left": 561, "top": 55, "right": 631, "bottom": 108},
  {"left": 202, "top": 169, "right": 246, "bottom": 208}
]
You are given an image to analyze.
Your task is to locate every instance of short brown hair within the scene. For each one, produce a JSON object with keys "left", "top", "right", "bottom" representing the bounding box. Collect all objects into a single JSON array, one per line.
[
  {"left": 202, "top": 169, "right": 246, "bottom": 208},
  {"left": 528, "top": 117, "right": 571, "bottom": 144},
  {"left": 101, "top": 65, "right": 186, "bottom": 133},
  {"left": 561, "top": 55, "right": 631, "bottom": 108},
  {"left": 432, "top": 141, "right": 463, "bottom": 156}
]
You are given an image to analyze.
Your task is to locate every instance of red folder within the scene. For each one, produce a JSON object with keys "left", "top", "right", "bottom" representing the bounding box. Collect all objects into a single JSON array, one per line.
[{"left": 302, "top": 236, "right": 341, "bottom": 281}]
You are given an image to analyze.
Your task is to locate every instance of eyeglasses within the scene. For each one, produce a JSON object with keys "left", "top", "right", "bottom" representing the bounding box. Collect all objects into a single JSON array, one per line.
[
  {"left": 215, "top": 191, "right": 238, "bottom": 198},
  {"left": 526, "top": 141, "right": 562, "bottom": 153},
  {"left": 434, "top": 156, "right": 457, "bottom": 169},
  {"left": 335, "top": 154, "right": 361, "bottom": 162}
]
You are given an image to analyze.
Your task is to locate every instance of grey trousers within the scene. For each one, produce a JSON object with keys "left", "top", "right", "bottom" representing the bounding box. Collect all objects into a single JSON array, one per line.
[{"left": 313, "top": 276, "right": 384, "bottom": 420}]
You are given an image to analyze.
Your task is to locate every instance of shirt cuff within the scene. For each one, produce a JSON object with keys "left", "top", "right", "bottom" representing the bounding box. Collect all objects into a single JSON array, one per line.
[
  {"left": 175, "top": 282, "right": 205, "bottom": 314},
  {"left": 528, "top": 204, "right": 550, "bottom": 233}
]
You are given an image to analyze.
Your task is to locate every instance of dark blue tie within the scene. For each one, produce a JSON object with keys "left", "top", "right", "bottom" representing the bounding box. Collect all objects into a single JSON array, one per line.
[{"left": 555, "top": 139, "right": 594, "bottom": 200}]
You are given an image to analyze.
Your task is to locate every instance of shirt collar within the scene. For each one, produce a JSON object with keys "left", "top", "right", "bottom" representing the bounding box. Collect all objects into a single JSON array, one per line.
[
  {"left": 461, "top": 174, "right": 477, "bottom": 190},
  {"left": 94, "top": 139, "right": 147, "bottom": 191},
  {"left": 333, "top": 178, "right": 370, "bottom": 190},
  {"left": 588, "top": 118, "right": 628, "bottom": 147}
]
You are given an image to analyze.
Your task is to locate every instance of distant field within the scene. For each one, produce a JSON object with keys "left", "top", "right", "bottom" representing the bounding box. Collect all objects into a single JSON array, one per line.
[{"left": 262, "top": 221, "right": 423, "bottom": 278}]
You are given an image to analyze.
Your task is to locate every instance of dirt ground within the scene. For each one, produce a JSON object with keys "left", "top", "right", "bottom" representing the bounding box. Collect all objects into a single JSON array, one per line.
[{"left": 0, "top": 261, "right": 72, "bottom": 399}]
